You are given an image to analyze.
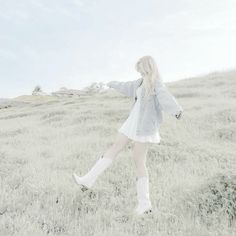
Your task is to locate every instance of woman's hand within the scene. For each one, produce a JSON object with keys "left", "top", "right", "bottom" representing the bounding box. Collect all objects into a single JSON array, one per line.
[{"left": 175, "top": 110, "right": 183, "bottom": 119}]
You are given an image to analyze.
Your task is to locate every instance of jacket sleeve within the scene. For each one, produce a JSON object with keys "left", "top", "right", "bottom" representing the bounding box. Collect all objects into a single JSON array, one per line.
[
  {"left": 155, "top": 83, "right": 183, "bottom": 117},
  {"left": 106, "top": 79, "right": 140, "bottom": 98}
]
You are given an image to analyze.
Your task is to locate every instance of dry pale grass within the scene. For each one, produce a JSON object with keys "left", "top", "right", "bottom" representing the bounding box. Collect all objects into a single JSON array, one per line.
[{"left": 0, "top": 69, "right": 236, "bottom": 235}]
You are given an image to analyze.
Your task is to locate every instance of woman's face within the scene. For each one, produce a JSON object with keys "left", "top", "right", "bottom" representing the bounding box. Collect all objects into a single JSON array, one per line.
[
  {"left": 137, "top": 58, "right": 150, "bottom": 77},
  {"left": 136, "top": 60, "right": 141, "bottom": 69},
  {"left": 136, "top": 59, "right": 144, "bottom": 75}
]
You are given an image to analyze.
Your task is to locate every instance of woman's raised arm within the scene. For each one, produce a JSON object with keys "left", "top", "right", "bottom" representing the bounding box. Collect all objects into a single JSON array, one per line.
[{"left": 106, "top": 78, "right": 142, "bottom": 98}]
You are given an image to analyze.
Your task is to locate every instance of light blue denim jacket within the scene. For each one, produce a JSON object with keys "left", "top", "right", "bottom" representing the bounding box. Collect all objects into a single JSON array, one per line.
[{"left": 107, "top": 77, "right": 183, "bottom": 136}]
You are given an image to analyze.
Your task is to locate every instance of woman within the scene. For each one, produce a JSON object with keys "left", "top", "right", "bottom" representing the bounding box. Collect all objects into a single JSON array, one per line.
[{"left": 73, "top": 55, "right": 183, "bottom": 216}]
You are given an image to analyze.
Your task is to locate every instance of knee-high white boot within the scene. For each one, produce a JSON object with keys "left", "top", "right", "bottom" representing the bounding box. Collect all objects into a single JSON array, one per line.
[
  {"left": 72, "top": 154, "right": 113, "bottom": 190},
  {"left": 134, "top": 175, "right": 152, "bottom": 216}
]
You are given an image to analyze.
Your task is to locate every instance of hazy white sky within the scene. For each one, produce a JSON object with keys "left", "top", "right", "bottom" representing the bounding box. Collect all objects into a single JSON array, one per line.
[{"left": 1, "top": 0, "right": 236, "bottom": 98}]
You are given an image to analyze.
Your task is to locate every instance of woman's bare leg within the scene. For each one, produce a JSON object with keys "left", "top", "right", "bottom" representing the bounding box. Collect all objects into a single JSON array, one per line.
[
  {"left": 103, "top": 132, "right": 131, "bottom": 161},
  {"left": 132, "top": 141, "right": 149, "bottom": 178},
  {"left": 72, "top": 132, "right": 131, "bottom": 189}
]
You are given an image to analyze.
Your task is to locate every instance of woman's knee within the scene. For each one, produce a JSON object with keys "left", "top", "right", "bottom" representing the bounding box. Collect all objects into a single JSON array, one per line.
[
  {"left": 112, "top": 133, "right": 130, "bottom": 152},
  {"left": 134, "top": 158, "right": 147, "bottom": 169},
  {"left": 132, "top": 142, "right": 148, "bottom": 167},
  {"left": 112, "top": 144, "right": 126, "bottom": 155},
  {"left": 135, "top": 164, "right": 148, "bottom": 177}
]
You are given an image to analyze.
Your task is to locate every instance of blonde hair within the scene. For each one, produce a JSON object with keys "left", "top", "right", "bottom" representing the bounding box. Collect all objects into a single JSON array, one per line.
[{"left": 135, "top": 55, "right": 163, "bottom": 99}]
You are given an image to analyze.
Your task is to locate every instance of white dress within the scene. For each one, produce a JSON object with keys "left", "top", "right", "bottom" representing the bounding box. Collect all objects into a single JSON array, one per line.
[{"left": 118, "top": 83, "right": 161, "bottom": 143}]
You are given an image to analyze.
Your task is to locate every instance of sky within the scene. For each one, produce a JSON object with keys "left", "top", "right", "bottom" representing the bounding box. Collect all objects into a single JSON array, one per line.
[{"left": 0, "top": 0, "right": 236, "bottom": 98}]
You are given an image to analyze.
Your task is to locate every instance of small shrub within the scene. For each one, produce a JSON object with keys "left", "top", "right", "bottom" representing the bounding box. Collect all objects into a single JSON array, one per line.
[{"left": 198, "top": 174, "right": 236, "bottom": 226}]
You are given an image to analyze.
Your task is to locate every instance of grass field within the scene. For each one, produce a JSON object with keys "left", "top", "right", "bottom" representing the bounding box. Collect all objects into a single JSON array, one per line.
[{"left": 0, "top": 69, "right": 236, "bottom": 235}]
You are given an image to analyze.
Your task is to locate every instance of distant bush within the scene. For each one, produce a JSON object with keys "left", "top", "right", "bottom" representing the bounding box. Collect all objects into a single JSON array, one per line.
[
  {"left": 198, "top": 174, "right": 236, "bottom": 226},
  {"left": 33, "top": 85, "right": 42, "bottom": 92}
]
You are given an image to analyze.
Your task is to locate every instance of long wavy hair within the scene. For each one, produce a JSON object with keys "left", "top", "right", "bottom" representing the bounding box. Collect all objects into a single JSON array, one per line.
[{"left": 135, "top": 55, "right": 163, "bottom": 99}]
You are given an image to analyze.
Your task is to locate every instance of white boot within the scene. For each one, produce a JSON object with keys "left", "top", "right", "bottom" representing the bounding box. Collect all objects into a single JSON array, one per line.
[
  {"left": 72, "top": 154, "right": 113, "bottom": 190},
  {"left": 134, "top": 176, "right": 152, "bottom": 216}
]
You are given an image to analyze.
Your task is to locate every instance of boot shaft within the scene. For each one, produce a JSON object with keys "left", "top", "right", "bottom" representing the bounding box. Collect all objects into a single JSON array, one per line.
[{"left": 136, "top": 176, "right": 151, "bottom": 204}]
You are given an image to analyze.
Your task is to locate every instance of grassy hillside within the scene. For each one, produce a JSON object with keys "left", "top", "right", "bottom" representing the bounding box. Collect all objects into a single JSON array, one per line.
[{"left": 0, "top": 69, "right": 236, "bottom": 235}]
